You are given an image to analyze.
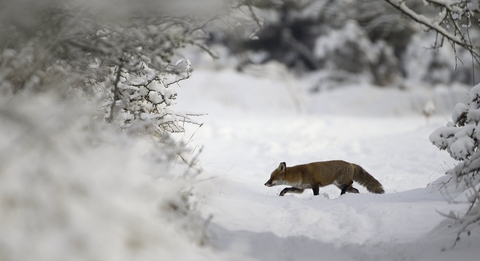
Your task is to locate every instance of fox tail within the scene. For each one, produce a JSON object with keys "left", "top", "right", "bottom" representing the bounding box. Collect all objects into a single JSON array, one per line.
[{"left": 352, "top": 164, "right": 385, "bottom": 194}]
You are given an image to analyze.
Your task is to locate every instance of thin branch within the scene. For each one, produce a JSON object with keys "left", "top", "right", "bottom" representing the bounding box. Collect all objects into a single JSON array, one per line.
[
  {"left": 246, "top": 0, "right": 263, "bottom": 30},
  {"left": 451, "top": 185, "right": 480, "bottom": 249},
  {"left": 466, "top": 25, "right": 476, "bottom": 85},
  {"left": 107, "top": 64, "right": 123, "bottom": 123},
  {"left": 282, "top": 29, "right": 321, "bottom": 70},
  {"left": 187, "top": 40, "right": 219, "bottom": 60}
]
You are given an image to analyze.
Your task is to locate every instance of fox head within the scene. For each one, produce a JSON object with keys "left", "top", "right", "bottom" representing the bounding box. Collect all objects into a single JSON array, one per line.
[{"left": 264, "top": 162, "right": 287, "bottom": 187}]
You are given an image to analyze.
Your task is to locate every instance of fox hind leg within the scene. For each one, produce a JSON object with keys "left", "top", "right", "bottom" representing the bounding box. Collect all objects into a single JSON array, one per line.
[
  {"left": 279, "top": 187, "right": 304, "bottom": 196},
  {"left": 312, "top": 184, "right": 320, "bottom": 196},
  {"left": 347, "top": 186, "right": 359, "bottom": 193},
  {"left": 338, "top": 181, "right": 358, "bottom": 195}
]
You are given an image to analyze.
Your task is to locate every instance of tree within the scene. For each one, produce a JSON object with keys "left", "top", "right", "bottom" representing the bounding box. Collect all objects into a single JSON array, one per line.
[
  {"left": 385, "top": 0, "right": 480, "bottom": 248},
  {"left": 430, "top": 84, "right": 480, "bottom": 248}
]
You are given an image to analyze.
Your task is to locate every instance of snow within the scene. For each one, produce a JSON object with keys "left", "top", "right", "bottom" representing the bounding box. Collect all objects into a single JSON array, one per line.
[
  {"left": 450, "top": 135, "right": 475, "bottom": 160},
  {"left": 469, "top": 83, "right": 480, "bottom": 104},
  {"left": 174, "top": 67, "right": 480, "bottom": 261},
  {"left": 453, "top": 103, "right": 468, "bottom": 123},
  {"left": 2, "top": 63, "right": 478, "bottom": 260}
]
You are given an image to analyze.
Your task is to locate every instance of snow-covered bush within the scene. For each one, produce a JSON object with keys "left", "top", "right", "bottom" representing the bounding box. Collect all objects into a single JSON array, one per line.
[
  {"left": 430, "top": 85, "right": 480, "bottom": 175},
  {"left": 429, "top": 84, "right": 480, "bottom": 247},
  {"left": 216, "top": 0, "right": 409, "bottom": 86},
  {"left": 313, "top": 20, "right": 400, "bottom": 86},
  {"left": 1, "top": 2, "right": 215, "bottom": 133},
  {"left": 0, "top": 0, "right": 232, "bottom": 260},
  {"left": 217, "top": 0, "right": 480, "bottom": 88},
  {"left": 0, "top": 91, "right": 221, "bottom": 261},
  {"left": 314, "top": 21, "right": 374, "bottom": 75}
]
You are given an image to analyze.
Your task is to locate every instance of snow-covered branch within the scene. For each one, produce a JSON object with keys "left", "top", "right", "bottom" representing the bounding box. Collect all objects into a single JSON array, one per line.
[{"left": 384, "top": 0, "right": 480, "bottom": 65}]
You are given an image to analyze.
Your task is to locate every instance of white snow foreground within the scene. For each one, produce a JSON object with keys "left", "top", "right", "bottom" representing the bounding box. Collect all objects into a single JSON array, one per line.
[
  {"left": 177, "top": 68, "right": 479, "bottom": 261},
  {"left": 0, "top": 93, "right": 241, "bottom": 261}
]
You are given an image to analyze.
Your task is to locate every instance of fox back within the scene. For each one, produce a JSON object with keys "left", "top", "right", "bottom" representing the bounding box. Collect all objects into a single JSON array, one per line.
[{"left": 265, "top": 160, "right": 353, "bottom": 187}]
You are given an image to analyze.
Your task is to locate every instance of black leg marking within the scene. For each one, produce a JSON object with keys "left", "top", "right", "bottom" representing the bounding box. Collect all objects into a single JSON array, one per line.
[
  {"left": 279, "top": 187, "right": 304, "bottom": 196},
  {"left": 340, "top": 181, "right": 354, "bottom": 195},
  {"left": 312, "top": 184, "right": 320, "bottom": 196}
]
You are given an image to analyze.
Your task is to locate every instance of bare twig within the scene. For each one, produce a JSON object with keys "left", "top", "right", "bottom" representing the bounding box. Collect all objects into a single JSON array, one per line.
[
  {"left": 246, "top": 0, "right": 263, "bottom": 30},
  {"left": 107, "top": 64, "right": 123, "bottom": 123},
  {"left": 451, "top": 184, "right": 480, "bottom": 248},
  {"left": 282, "top": 29, "right": 321, "bottom": 70}
]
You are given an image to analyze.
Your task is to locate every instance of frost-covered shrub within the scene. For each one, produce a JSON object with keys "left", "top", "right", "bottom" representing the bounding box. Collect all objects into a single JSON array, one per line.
[
  {"left": 430, "top": 84, "right": 480, "bottom": 165},
  {"left": 314, "top": 21, "right": 374, "bottom": 75},
  {"left": 0, "top": 1, "right": 230, "bottom": 260},
  {"left": 313, "top": 21, "right": 400, "bottom": 86},
  {"left": 429, "top": 83, "right": 480, "bottom": 247},
  {"left": 0, "top": 91, "right": 220, "bottom": 261},
  {"left": 101, "top": 59, "right": 201, "bottom": 133},
  {"left": 0, "top": 2, "right": 215, "bottom": 133},
  {"left": 223, "top": 0, "right": 405, "bottom": 86}
]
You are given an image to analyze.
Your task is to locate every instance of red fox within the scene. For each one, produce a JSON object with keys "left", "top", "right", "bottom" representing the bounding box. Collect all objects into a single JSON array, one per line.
[{"left": 264, "top": 160, "right": 384, "bottom": 196}]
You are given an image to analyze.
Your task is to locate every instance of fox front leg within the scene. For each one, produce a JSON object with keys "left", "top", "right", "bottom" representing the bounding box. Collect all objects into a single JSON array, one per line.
[{"left": 279, "top": 187, "right": 304, "bottom": 196}]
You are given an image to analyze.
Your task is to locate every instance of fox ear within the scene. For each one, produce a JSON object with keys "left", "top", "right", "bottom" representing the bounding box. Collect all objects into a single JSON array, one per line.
[{"left": 278, "top": 162, "right": 286, "bottom": 172}]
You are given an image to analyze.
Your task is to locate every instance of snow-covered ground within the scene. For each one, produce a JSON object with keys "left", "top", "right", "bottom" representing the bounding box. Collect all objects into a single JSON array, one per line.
[{"left": 176, "top": 67, "right": 479, "bottom": 261}]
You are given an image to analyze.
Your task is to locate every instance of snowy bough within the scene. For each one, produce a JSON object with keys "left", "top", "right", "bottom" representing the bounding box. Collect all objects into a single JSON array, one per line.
[
  {"left": 384, "top": 0, "right": 480, "bottom": 68},
  {"left": 430, "top": 84, "right": 480, "bottom": 248}
]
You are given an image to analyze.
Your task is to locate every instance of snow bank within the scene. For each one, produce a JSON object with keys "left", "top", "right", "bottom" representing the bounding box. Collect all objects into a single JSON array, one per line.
[{"left": 179, "top": 67, "right": 469, "bottom": 117}]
